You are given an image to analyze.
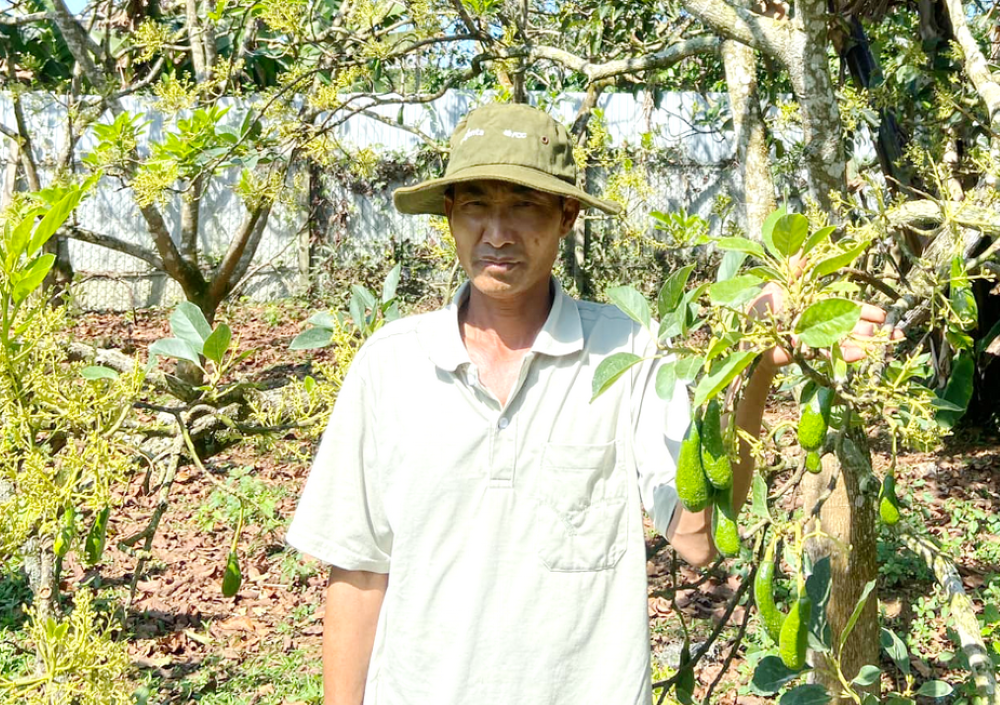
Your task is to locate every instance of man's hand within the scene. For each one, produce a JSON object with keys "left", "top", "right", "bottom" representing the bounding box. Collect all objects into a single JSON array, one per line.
[{"left": 751, "top": 281, "right": 903, "bottom": 369}]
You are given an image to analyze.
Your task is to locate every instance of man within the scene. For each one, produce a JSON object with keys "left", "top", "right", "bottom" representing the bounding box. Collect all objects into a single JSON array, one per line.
[{"left": 286, "top": 102, "right": 878, "bottom": 705}]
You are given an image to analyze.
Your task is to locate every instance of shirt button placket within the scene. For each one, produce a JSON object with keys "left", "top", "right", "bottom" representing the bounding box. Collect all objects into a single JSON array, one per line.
[{"left": 490, "top": 414, "right": 516, "bottom": 487}]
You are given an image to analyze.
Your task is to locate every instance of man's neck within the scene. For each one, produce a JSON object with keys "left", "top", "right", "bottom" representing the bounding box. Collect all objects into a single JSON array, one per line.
[{"left": 460, "top": 281, "right": 553, "bottom": 355}]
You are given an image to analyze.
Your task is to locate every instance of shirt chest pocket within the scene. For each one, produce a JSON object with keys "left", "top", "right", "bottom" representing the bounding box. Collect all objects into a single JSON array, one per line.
[{"left": 529, "top": 441, "right": 628, "bottom": 572}]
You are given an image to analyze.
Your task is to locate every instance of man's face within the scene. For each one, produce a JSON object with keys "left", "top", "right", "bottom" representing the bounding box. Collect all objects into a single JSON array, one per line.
[{"left": 444, "top": 180, "right": 580, "bottom": 303}]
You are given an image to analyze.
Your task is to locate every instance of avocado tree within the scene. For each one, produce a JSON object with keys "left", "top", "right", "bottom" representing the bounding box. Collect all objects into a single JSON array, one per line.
[{"left": 595, "top": 209, "right": 998, "bottom": 703}]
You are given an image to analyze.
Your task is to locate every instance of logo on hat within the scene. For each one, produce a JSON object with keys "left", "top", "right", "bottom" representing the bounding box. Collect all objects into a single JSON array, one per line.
[{"left": 460, "top": 128, "right": 485, "bottom": 144}]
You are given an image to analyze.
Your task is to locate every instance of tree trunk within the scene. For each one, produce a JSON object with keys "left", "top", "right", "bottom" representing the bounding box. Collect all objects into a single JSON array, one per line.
[
  {"left": 786, "top": 0, "right": 845, "bottom": 210},
  {"left": 721, "top": 31, "right": 775, "bottom": 238},
  {"left": 804, "top": 424, "right": 880, "bottom": 699}
]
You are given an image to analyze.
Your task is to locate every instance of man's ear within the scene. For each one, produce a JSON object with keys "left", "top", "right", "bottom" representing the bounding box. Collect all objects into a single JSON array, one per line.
[
  {"left": 444, "top": 192, "right": 454, "bottom": 219},
  {"left": 560, "top": 198, "right": 581, "bottom": 237}
]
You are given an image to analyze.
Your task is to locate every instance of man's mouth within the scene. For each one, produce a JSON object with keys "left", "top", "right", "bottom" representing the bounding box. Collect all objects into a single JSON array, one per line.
[{"left": 480, "top": 258, "right": 518, "bottom": 269}]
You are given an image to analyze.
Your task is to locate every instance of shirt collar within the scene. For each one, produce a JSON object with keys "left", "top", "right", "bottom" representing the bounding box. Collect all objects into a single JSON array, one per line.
[{"left": 418, "top": 278, "right": 584, "bottom": 372}]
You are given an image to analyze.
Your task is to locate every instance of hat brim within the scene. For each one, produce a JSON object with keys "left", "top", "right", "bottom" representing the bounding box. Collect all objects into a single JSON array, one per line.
[{"left": 393, "top": 164, "right": 622, "bottom": 216}]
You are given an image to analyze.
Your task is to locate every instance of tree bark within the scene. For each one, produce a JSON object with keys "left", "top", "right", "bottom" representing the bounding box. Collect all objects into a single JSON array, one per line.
[
  {"left": 682, "top": 0, "right": 845, "bottom": 209},
  {"left": 785, "top": 0, "right": 845, "bottom": 210},
  {"left": 804, "top": 425, "right": 880, "bottom": 700},
  {"left": 901, "top": 532, "right": 1000, "bottom": 705},
  {"left": 940, "top": 0, "right": 1000, "bottom": 185},
  {"left": 721, "top": 29, "right": 774, "bottom": 238}
]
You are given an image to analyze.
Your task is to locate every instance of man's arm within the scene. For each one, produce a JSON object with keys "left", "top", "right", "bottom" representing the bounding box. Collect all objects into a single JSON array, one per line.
[
  {"left": 665, "top": 357, "right": 777, "bottom": 567},
  {"left": 323, "top": 567, "right": 388, "bottom": 705}
]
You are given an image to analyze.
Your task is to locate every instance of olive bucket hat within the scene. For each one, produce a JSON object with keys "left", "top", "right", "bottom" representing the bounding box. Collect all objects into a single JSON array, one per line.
[{"left": 393, "top": 103, "right": 622, "bottom": 216}]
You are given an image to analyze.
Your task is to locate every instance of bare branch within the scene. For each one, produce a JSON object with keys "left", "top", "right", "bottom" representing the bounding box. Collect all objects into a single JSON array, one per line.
[
  {"left": 901, "top": 531, "right": 1000, "bottom": 705},
  {"left": 0, "top": 10, "right": 47, "bottom": 25},
  {"left": 941, "top": 0, "right": 1000, "bottom": 127},
  {"left": 110, "top": 56, "right": 167, "bottom": 101},
  {"left": 887, "top": 199, "right": 1000, "bottom": 238},
  {"left": 61, "top": 225, "right": 166, "bottom": 271},
  {"left": 522, "top": 35, "right": 721, "bottom": 83},
  {"left": 680, "top": 0, "right": 793, "bottom": 63},
  {"left": 207, "top": 203, "right": 271, "bottom": 306}
]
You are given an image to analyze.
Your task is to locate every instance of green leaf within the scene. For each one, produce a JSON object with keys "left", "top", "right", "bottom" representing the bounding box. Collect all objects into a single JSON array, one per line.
[
  {"left": 657, "top": 264, "right": 695, "bottom": 318},
  {"left": 171, "top": 302, "right": 212, "bottom": 352},
  {"left": 351, "top": 284, "right": 377, "bottom": 312},
  {"left": 203, "top": 323, "right": 232, "bottom": 365},
  {"left": 806, "top": 555, "right": 833, "bottom": 653},
  {"left": 950, "top": 257, "right": 977, "bottom": 330},
  {"left": 706, "top": 331, "right": 745, "bottom": 362},
  {"left": 717, "top": 250, "right": 748, "bottom": 283},
  {"left": 290, "top": 327, "right": 335, "bottom": 350},
  {"left": 761, "top": 206, "right": 788, "bottom": 258},
  {"left": 750, "top": 655, "right": 800, "bottom": 695},
  {"left": 692, "top": 351, "right": 756, "bottom": 407},
  {"left": 715, "top": 237, "right": 766, "bottom": 259},
  {"left": 771, "top": 213, "right": 810, "bottom": 257},
  {"left": 607, "top": 286, "right": 651, "bottom": 330},
  {"left": 880, "top": 627, "right": 910, "bottom": 675},
  {"left": 149, "top": 337, "right": 203, "bottom": 366},
  {"left": 750, "top": 473, "right": 771, "bottom": 520},
  {"left": 916, "top": 681, "right": 952, "bottom": 698},
  {"left": 936, "top": 352, "right": 974, "bottom": 428},
  {"left": 28, "top": 188, "right": 84, "bottom": 257},
  {"left": 81, "top": 365, "right": 119, "bottom": 380},
  {"left": 795, "top": 299, "right": 861, "bottom": 348},
  {"left": 674, "top": 356, "right": 703, "bottom": 383},
  {"left": 349, "top": 295, "right": 367, "bottom": 332},
  {"left": 6, "top": 206, "right": 43, "bottom": 268},
  {"left": 12, "top": 253, "right": 55, "bottom": 303},
  {"left": 709, "top": 275, "right": 760, "bottom": 306},
  {"left": 655, "top": 361, "right": 677, "bottom": 401},
  {"left": 802, "top": 225, "right": 836, "bottom": 255},
  {"left": 591, "top": 352, "right": 642, "bottom": 401},
  {"left": 851, "top": 665, "right": 881, "bottom": 687},
  {"left": 779, "top": 684, "right": 830, "bottom": 705},
  {"left": 838, "top": 579, "right": 876, "bottom": 652},
  {"left": 811, "top": 241, "right": 868, "bottom": 279},
  {"left": 307, "top": 311, "right": 338, "bottom": 329},
  {"left": 746, "top": 265, "right": 784, "bottom": 282},
  {"left": 976, "top": 316, "right": 1000, "bottom": 356},
  {"left": 382, "top": 263, "right": 402, "bottom": 303}
]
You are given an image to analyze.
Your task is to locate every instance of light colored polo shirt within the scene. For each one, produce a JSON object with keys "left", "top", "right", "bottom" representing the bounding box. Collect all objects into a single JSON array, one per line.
[{"left": 287, "top": 279, "right": 691, "bottom": 705}]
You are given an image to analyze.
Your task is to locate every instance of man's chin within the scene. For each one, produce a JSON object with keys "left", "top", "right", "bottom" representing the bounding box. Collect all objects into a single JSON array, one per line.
[{"left": 470, "top": 276, "right": 521, "bottom": 299}]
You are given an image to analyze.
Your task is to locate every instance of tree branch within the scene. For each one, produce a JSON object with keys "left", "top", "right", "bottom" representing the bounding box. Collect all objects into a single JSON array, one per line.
[
  {"left": 680, "top": 0, "right": 793, "bottom": 63},
  {"left": 941, "top": 0, "right": 1000, "bottom": 126},
  {"left": 61, "top": 225, "right": 166, "bottom": 271},
  {"left": 887, "top": 199, "right": 1000, "bottom": 238},
  {"left": 138, "top": 203, "right": 207, "bottom": 300},
  {"left": 0, "top": 11, "right": 47, "bottom": 25},
  {"left": 524, "top": 35, "right": 721, "bottom": 83},
  {"left": 901, "top": 532, "right": 1000, "bottom": 705},
  {"left": 207, "top": 203, "right": 270, "bottom": 308}
]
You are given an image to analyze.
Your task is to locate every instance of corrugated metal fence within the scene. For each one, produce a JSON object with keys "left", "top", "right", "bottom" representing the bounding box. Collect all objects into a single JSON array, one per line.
[{"left": 0, "top": 90, "right": 740, "bottom": 310}]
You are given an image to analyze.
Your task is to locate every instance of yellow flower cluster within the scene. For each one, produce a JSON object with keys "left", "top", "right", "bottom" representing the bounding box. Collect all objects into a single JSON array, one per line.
[
  {"left": 260, "top": 0, "right": 308, "bottom": 37},
  {"left": 134, "top": 19, "right": 173, "bottom": 63},
  {"left": 132, "top": 160, "right": 179, "bottom": 207}
]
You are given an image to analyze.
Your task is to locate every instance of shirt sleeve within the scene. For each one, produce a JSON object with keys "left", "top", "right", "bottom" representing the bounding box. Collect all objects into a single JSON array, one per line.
[
  {"left": 285, "top": 351, "right": 393, "bottom": 573},
  {"left": 630, "top": 327, "right": 692, "bottom": 537}
]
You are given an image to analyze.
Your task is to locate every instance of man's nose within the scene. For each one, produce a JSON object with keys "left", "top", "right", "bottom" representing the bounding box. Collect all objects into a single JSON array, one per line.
[{"left": 480, "top": 209, "right": 517, "bottom": 248}]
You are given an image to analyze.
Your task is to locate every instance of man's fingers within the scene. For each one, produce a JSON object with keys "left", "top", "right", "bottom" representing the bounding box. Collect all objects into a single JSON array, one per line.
[{"left": 859, "top": 303, "right": 887, "bottom": 324}]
